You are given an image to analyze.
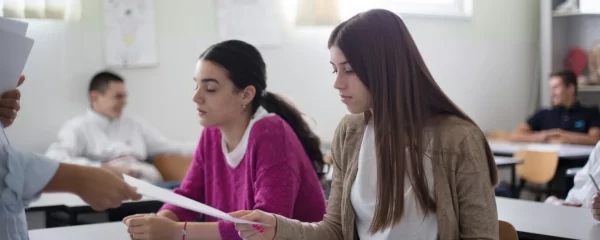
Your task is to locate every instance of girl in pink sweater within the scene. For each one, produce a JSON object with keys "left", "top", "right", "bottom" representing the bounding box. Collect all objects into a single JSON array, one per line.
[{"left": 123, "top": 40, "right": 327, "bottom": 240}]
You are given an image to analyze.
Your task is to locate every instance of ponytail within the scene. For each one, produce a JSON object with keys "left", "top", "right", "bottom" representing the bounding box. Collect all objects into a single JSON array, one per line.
[{"left": 258, "top": 92, "right": 325, "bottom": 180}]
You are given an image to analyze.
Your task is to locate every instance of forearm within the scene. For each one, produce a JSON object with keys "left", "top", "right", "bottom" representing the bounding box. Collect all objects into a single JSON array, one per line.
[
  {"left": 157, "top": 210, "right": 222, "bottom": 240},
  {"left": 562, "top": 132, "right": 599, "bottom": 145},
  {"left": 179, "top": 222, "right": 221, "bottom": 240},
  {"left": 158, "top": 210, "right": 181, "bottom": 221},
  {"left": 43, "top": 163, "right": 86, "bottom": 194},
  {"left": 508, "top": 131, "right": 538, "bottom": 142},
  {"left": 46, "top": 147, "right": 101, "bottom": 167},
  {"left": 148, "top": 142, "right": 196, "bottom": 157}
]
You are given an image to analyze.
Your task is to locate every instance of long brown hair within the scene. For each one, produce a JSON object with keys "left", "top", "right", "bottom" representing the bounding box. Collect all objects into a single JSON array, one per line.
[{"left": 328, "top": 9, "right": 497, "bottom": 233}]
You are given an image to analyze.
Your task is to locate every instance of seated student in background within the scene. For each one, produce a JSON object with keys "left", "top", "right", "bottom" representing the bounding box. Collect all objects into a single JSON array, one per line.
[
  {"left": 45, "top": 71, "right": 196, "bottom": 184},
  {"left": 510, "top": 70, "right": 600, "bottom": 145},
  {"left": 546, "top": 141, "right": 600, "bottom": 207},
  {"left": 122, "top": 40, "right": 327, "bottom": 240}
]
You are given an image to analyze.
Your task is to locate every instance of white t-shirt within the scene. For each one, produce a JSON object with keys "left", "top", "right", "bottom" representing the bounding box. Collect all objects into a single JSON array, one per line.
[
  {"left": 564, "top": 141, "right": 600, "bottom": 207},
  {"left": 350, "top": 119, "right": 438, "bottom": 240},
  {"left": 221, "top": 106, "right": 275, "bottom": 168},
  {"left": 45, "top": 109, "right": 196, "bottom": 183}
]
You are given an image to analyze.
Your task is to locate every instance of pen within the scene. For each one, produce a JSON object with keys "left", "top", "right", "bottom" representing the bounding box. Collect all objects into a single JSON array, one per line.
[{"left": 589, "top": 173, "right": 600, "bottom": 192}]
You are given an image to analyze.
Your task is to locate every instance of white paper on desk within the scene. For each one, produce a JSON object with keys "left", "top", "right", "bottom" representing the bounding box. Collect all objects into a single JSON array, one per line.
[
  {"left": 123, "top": 175, "right": 264, "bottom": 225},
  {"left": 0, "top": 17, "right": 28, "bottom": 36},
  {"left": 0, "top": 28, "right": 34, "bottom": 94}
]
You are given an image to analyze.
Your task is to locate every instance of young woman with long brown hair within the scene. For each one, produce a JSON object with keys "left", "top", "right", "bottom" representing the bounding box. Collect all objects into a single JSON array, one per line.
[{"left": 233, "top": 8, "right": 499, "bottom": 240}]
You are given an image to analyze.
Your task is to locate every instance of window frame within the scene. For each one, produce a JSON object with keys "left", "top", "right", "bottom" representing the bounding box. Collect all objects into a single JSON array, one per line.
[{"left": 339, "top": 0, "right": 473, "bottom": 21}]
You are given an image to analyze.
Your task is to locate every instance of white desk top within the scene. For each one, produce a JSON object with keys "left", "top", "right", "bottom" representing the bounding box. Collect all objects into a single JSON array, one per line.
[
  {"left": 497, "top": 197, "right": 600, "bottom": 240},
  {"left": 28, "top": 222, "right": 129, "bottom": 240},
  {"left": 31, "top": 197, "right": 600, "bottom": 240},
  {"left": 494, "top": 156, "right": 521, "bottom": 166},
  {"left": 489, "top": 140, "right": 595, "bottom": 158},
  {"left": 28, "top": 193, "right": 153, "bottom": 210}
]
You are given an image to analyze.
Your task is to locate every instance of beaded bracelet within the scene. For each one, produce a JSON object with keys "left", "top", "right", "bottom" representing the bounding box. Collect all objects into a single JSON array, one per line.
[{"left": 182, "top": 222, "right": 188, "bottom": 240}]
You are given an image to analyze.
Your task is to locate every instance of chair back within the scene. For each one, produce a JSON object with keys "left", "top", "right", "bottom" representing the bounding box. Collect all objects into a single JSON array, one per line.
[
  {"left": 513, "top": 150, "right": 559, "bottom": 184},
  {"left": 153, "top": 155, "right": 192, "bottom": 182},
  {"left": 499, "top": 220, "right": 518, "bottom": 240}
]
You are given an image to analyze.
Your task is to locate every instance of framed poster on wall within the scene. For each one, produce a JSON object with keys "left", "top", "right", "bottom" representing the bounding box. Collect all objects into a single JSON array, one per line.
[{"left": 103, "top": 0, "right": 158, "bottom": 68}]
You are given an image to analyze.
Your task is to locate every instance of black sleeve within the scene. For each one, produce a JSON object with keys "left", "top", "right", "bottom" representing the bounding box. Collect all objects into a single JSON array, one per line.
[
  {"left": 526, "top": 110, "right": 545, "bottom": 131},
  {"left": 588, "top": 107, "right": 600, "bottom": 129}
]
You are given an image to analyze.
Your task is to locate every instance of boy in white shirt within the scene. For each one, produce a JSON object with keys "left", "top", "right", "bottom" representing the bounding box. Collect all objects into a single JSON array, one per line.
[
  {"left": 45, "top": 71, "right": 196, "bottom": 184},
  {"left": 545, "top": 140, "right": 600, "bottom": 207}
]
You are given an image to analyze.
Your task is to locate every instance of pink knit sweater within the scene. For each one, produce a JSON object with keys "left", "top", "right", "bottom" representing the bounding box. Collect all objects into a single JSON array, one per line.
[{"left": 160, "top": 116, "right": 326, "bottom": 239}]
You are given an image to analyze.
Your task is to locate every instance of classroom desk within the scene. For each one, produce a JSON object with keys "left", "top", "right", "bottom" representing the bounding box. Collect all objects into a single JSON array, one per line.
[
  {"left": 490, "top": 140, "right": 594, "bottom": 198},
  {"left": 495, "top": 156, "right": 522, "bottom": 196},
  {"left": 497, "top": 197, "right": 600, "bottom": 240},
  {"left": 28, "top": 193, "right": 154, "bottom": 210},
  {"left": 27, "top": 193, "right": 159, "bottom": 227},
  {"left": 32, "top": 197, "right": 600, "bottom": 240},
  {"left": 489, "top": 140, "right": 595, "bottom": 159},
  {"left": 28, "top": 222, "right": 129, "bottom": 240}
]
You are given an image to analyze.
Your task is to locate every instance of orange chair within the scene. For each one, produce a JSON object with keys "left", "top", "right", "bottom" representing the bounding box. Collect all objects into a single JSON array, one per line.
[
  {"left": 513, "top": 150, "right": 559, "bottom": 201},
  {"left": 499, "top": 220, "right": 518, "bottom": 240},
  {"left": 153, "top": 155, "right": 193, "bottom": 182}
]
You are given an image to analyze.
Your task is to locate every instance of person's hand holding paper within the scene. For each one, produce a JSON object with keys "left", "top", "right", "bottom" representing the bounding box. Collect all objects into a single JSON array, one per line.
[
  {"left": 0, "top": 75, "right": 24, "bottom": 127},
  {"left": 0, "top": 17, "right": 33, "bottom": 128},
  {"left": 0, "top": 17, "right": 34, "bottom": 95}
]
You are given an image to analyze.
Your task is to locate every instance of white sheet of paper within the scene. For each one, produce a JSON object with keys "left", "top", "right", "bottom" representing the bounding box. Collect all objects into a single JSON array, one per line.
[
  {"left": 0, "top": 17, "right": 28, "bottom": 36},
  {"left": 123, "top": 175, "right": 264, "bottom": 225},
  {"left": 0, "top": 28, "right": 34, "bottom": 94}
]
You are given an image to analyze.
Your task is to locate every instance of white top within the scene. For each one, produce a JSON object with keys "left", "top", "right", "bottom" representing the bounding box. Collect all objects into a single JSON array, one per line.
[
  {"left": 350, "top": 119, "right": 438, "bottom": 240},
  {"left": 44, "top": 109, "right": 196, "bottom": 183},
  {"left": 221, "top": 106, "right": 274, "bottom": 168},
  {"left": 565, "top": 141, "right": 600, "bottom": 207}
]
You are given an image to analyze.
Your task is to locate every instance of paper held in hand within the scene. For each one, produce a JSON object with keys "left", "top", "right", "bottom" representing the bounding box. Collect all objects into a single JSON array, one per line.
[
  {"left": 123, "top": 175, "right": 264, "bottom": 225},
  {"left": 0, "top": 17, "right": 34, "bottom": 94}
]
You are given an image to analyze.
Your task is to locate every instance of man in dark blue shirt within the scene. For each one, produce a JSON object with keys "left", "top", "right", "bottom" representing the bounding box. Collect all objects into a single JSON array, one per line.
[{"left": 510, "top": 70, "right": 600, "bottom": 145}]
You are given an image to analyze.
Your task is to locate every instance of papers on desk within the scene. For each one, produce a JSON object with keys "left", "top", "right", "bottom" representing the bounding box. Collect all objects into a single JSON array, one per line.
[
  {"left": 0, "top": 17, "right": 34, "bottom": 95},
  {"left": 123, "top": 175, "right": 264, "bottom": 225}
]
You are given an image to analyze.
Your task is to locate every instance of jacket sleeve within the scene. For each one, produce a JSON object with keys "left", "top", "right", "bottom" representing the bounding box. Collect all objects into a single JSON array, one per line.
[
  {"left": 272, "top": 116, "right": 351, "bottom": 240},
  {"left": 455, "top": 131, "right": 499, "bottom": 240},
  {"left": 1, "top": 145, "right": 60, "bottom": 211}
]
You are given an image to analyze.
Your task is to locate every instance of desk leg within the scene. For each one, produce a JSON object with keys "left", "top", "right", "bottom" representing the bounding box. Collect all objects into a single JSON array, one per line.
[
  {"left": 69, "top": 212, "right": 78, "bottom": 225},
  {"left": 511, "top": 165, "right": 517, "bottom": 198}
]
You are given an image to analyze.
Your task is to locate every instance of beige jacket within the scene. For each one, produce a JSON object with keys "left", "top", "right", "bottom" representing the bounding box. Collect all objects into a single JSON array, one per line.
[{"left": 274, "top": 114, "right": 499, "bottom": 240}]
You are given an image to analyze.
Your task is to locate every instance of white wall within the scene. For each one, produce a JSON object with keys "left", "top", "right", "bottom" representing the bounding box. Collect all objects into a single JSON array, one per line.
[{"left": 7, "top": 0, "right": 540, "bottom": 152}]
